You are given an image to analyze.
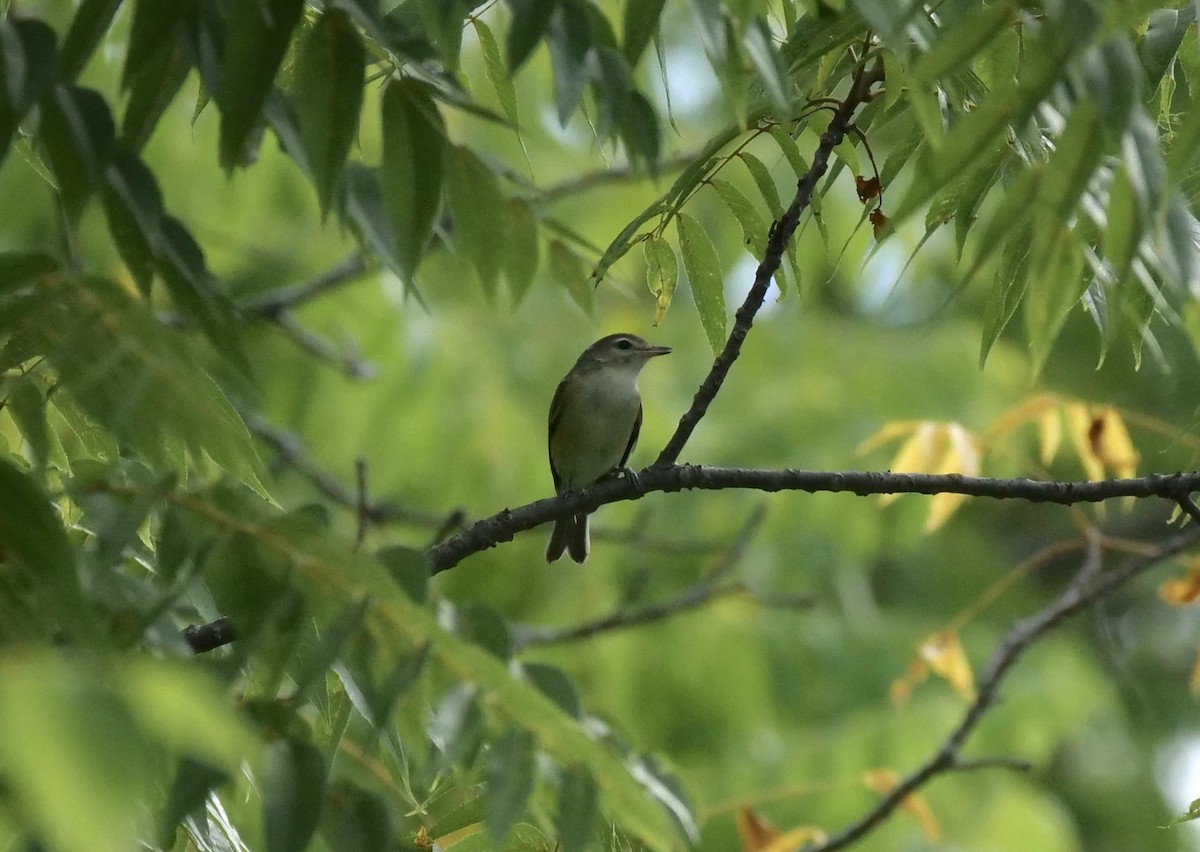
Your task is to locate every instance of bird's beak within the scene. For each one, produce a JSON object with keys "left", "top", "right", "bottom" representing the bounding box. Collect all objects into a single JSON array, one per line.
[{"left": 643, "top": 344, "right": 672, "bottom": 357}]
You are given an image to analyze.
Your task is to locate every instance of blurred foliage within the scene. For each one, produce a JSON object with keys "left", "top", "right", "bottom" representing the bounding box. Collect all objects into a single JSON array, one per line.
[{"left": 1, "top": 0, "right": 1200, "bottom": 850}]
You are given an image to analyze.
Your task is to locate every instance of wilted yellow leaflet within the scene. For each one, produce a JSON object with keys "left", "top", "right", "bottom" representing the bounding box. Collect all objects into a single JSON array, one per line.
[
  {"left": 919, "top": 629, "right": 976, "bottom": 701},
  {"left": 890, "top": 656, "right": 930, "bottom": 707},
  {"left": 862, "top": 769, "right": 941, "bottom": 841},
  {"left": 1160, "top": 559, "right": 1200, "bottom": 605},
  {"left": 735, "top": 805, "right": 827, "bottom": 852},
  {"left": 1066, "top": 403, "right": 1138, "bottom": 480}
]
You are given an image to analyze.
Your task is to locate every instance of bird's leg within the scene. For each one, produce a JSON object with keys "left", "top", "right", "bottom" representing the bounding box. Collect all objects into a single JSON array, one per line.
[{"left": 604, "top": 465, "right": 643, "bottom": 495}]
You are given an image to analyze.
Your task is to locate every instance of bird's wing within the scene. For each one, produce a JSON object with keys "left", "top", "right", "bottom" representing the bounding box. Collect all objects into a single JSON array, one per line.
[
  {"left": 619, "top": 402, "right": 643, "bottom": 469},
  {"left": 547, "top": 377, "right": 569, "bottom": 492}
]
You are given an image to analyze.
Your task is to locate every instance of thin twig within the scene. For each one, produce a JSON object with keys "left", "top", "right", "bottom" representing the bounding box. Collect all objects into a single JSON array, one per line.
[
  {"left": 514, "top": 505, "right": 785, "bottom": 650},
  {"left": 654, "top": 58, "right": 885, "bottom": 468},
  {"left": 807, "top": 523, "right": 1200, "bottom": 851},
  {"left": 1177, "top": 496, "right": 1200, "bottom": 525},
  {"left": 237, "top": 252, "right": 369, "bottom": 318},
  {"left": 355, "top": 456, "right": 369, "bottom": 551},
  {"left": 245, "top": 411, "right": 464, "bottom": 530},
  {"left": 271, "top": 310, "right": 377, "bottom": 380},
  {"left": 426, "top": 464, "right": 1200, "bottom": 574}
]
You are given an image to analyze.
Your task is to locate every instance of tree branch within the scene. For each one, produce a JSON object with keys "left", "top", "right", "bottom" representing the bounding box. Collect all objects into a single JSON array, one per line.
[
  {"left": 426, "top": 464, "right": 1200, "bottom": 573},
  {"left": 654, "top": 58, "right": 885, "bottom": 468},
  {"left": 237, "top": 252, "right": 369, "bottom": 318},
  {"left": 808, "top": 522, "right": 1200, "bottom": 851}
]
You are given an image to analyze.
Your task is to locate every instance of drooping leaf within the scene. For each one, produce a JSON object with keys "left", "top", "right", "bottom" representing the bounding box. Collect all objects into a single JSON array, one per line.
[
  {"left": 557, "top": 765, "right": 598, "bottom": 852},
  {"left": 0, "top": 18, "right": 58, "bottom": 167},
  {"left": 293, "top": 10, "right": 365, "bottom": 216},
  {"left": 58, "top": 0, "right": 122, "bottom": 82},
  {"left": 121, "top": 0, "right": 186, "bottom": 89},
  {"left": 503, "top": 198, "right": 540, "bottom": 304},
  {"left": 263, "top": 737, "right": 327, "bottom": 852},
  {"left": 485, "top": 727, "right": 536, "bottom": 843},
  {"left": 216, "top": 0, "right": 305, "bottom": 170},
  {"left": 38, "top": 84, "right": 116, "bottom": 223},
  {"left": 549, "top": 239, "right": 592, "bottom": 312},
  {"left": 473, "top": 18, "right": 520, "bottom": 129},
  {"left": 120, "top": 38, "right": 192, "bottom": 153},
  {"left": 445, "top": 145, "right": 507, "bottom": 296},
  {"left": 644, "top": 234, "right": 677, "bottom": 325},
  {"left": 338, "top": 162, "right": 405, "bottom": 278},
  {"left": 547, "top": 0, "right": 591, "bottom": 125},
  {"left": 505, "top": 0, "right": 558, "bottom": 72},
  {"left": 380, "top": 79, "right": 446, "bottom": 279},
  {"left": 676, "top": 212, "right": 726, "bottom": 353}
]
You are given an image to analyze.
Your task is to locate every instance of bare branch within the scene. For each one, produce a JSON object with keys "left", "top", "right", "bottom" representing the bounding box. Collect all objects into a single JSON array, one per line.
[
  {"left": 426, "top": 464, "right": 1200, "bottom": 574},
  {"left": 271, "top": 310, "right": 377, "bottom": 380},
  {"left": 355, "top": 456, "right": 370, "bottom": 551},
  {"left": 245, "top": 411, "right": 464, "bottom": 530},
  {"left": 237, "top": 252, "right": 369, "bottom": 318},
  {"left": 183, "top": 616, "right": 236, "bottom": 653},
  {"left": 809, "top": 523, "right": 1200, "bottom": 851}
]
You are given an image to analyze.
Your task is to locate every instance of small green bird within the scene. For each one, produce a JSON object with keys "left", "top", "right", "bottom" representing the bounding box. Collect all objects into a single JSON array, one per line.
[{"left": 545, "top": 333, "right": 672, "bottom": 563}]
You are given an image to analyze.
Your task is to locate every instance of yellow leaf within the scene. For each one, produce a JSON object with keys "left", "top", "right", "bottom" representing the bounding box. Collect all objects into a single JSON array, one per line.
[
  {"left": 857, "top": 420, "right": 923, "bottom": 455},
  {"left": 925, "top": 492, "right": 968, "bottom": 532},
  {"left": 1160, "top": 560, "right": 1200, "bottom": 605},
  {"left": 762, "top": 826, "right": 828, "bottom": 852},
  {"left": 919, "top": 630, "right": 975, "bottom": 701},
  {"left": 862, "top": 769, "right": 941, "bottom": 842},
  {"left": 1090, "top": 407, "right": 1139, "bottom": 478},
  {"left": 1191, "top": 653, "right": 1200, "bottom": 694},
  {"left": 889, "top": 656, "right": 929, "bottom": 707},
  {"left": 1065, "top": 403, "right": 1105, "bottom": 481},
  {"left": 942, "top": 423, "right": 981, "bottom": 476},
  {"left": 986, "top": 392, "right": 1061, "bottom": 439},
  {"left": 736, "top": 806, "right": 778, "bottom": 851},
  {"left": 1037, "top": 407, "right": 1062, "bottom": 466}
]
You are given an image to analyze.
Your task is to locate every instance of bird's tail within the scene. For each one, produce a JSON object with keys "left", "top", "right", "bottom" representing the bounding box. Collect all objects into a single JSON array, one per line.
[{"left": 545, "top": 513, "right": 589, "bottom": 563}]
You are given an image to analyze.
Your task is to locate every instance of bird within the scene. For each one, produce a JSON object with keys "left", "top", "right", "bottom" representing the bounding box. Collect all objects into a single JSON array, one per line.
[{"left": 545, "top": 333, "right": 671, "bottom": 563}]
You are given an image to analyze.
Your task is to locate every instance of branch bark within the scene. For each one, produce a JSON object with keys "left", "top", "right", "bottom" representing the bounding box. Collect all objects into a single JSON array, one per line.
[{"left": 426, "top": 465, "right": 1200, "bottom": 573}]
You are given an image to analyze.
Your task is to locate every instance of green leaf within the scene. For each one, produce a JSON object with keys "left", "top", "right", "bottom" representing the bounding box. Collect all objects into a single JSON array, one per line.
[
  {"left": 217, "top": 0, "right": 305, "bottom": 171},
  {"left": 327, "top": 783, "right": 392, "bottom": 850},
  {"left": 120, "top": 38, "right": 191, "bottom": 153},
  {"left": 290, "top": 597, "right": 371, "bottom": 700},
  {"left": 523, "top": 663, "right": 580, "bottom": 717},
  {"left": 474, "top": 18, "right": 520, "bottom": 129},
  {"left": 122, "top": 0, "right": 185, "bottom": 89},
  {"left": 0, "top": 459, "right": 100, "bottom": 642},
  {"left": 1139, "top": 6, "right": 1194, "bottom": 89},
  {"left": 1035, "top": 100, "right": 1106, "bottom": 225},
  {"left": 338, "top": 163, "right": 404, "bottom": 278},
  {"left": 1104, "top": 167, "right": 1140, "bottom": 284},
  {"left": 893, "top": 30, "right": 1075, "bottom": 224},
  {"left": 767, "top": 125, "right": 808, "bottom": 177},
  {"left": 558, "top": 765, "right": 598, "bottom": 852},
  {"left": 619, "top": 90, "right": 660, "bottom": 166},
  {"left": 592, "top": 46, "right": 633, "bottom": 139},
  {"left": 1081, "top": 38, "right": 1139, "bottom": 139},
  {"left": 503, "top": 198, "right": 540, "bottom": 304},
  {"left": 0, "top": 654, "right": 153, "bottom": 852},
  {"left": 58, "top": 0, "right": 121, "bottom": 82},
  {"left": 644, "top": 234, "right": 677, "bottom": 325},
  {"left": 549, "top": 239, "right": 592, "bottom": 312},
  {"left": 676, "top": 212, "right": 726, "bottom": 353},
  {"left": 547, "top": 0, "right": 591, "bottom": 125},
  {"left": 294, "top": 10, "right": 365, "bottom": 217},
  {"left": 101, "top": 149, "right": 162, "bottom": 295},
  {"left": 1023, "top": 227, "right": 1086, "bottom": 372},
  {"left": 622, "top": 0, "right": 666, "bottom": 65},
  {"left": 0, "top": 18, "right": 58, "bottom": 168},
  {"left": 381, "top": 79, "right": 446, "bottom": 279},
  {"left": 8, "top": 377, "right": 49, "bottom": 473},
  {"left": 39, "top": 84, "right": 116, "bottom": 223},
  {"left": 908, "top": 0, "right": 1015, "bottom": 86},
  {"left": 486, "top": 727, "right": 536, "bottom": 843},
  {"left": 743, "top": 17, "right": 790, "bottom": 114},
  {"left": 980, "top": 226, "right": 1031, "bottom": 366},
  {"left": 376, "top": 543, "right": 430, "bottom": 603},
  {"left": 21, "top": 275, "right": 266, "bottom": 492},
  {"left": 710, "top": 177, "right": 767, "bottom": 255},
  {"left": 506, "top": 0, "right": 558, "bottom": 71},
  {"left": 158, "top": 759, "right": 229, "bottom": 847},
  {"left": 739, "top": 151, "right": 783, "bottom": 218},
  {"left": 445, "top": 145, "right": 507, "bottom": 296},
  {"left": 264, "top": 737, "right": 327, "bottom": 852},
  {"left": 0, "top": 251, "right": 58, "bottom": 295}
]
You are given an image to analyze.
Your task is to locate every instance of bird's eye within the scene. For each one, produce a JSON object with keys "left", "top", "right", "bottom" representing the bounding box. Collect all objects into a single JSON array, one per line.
[{"left": 616, "top": 339, "right": 633, "bottom": 350}]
